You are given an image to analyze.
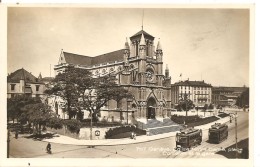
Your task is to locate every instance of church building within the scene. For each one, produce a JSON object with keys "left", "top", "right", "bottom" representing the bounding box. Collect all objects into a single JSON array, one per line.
[{"left": 54, "top": 30, "right": 172, "bottom": 124}]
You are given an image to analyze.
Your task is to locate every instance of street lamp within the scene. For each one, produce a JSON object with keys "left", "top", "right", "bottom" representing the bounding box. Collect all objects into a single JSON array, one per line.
[{"left": 235, "top": 111, "right": 238, "bottom": 159}]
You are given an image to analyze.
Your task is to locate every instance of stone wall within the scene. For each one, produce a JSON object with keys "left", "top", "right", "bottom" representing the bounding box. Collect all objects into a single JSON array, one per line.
[{"left": 47, "top": 126, "right": 114, "bottom": 140}]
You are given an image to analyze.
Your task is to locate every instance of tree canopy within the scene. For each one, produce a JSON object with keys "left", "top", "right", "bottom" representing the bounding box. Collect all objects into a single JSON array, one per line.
[
  {"left": 45, "top": 66, "right": 92, "bottom": 119},
  {"left": 7, "top": 95, "right": 41, "bottom": 123},
  {"left": 45, "top": 66, "right": 132, "bottom": 121},
  {"left": 236, "top": 88, "right": 249, "bottom": 108},
  {"left": 178, "top": 94, "right": 194, "bottom": 116}
]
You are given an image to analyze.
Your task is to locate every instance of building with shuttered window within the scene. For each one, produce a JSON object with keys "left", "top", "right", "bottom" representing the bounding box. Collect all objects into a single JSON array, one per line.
[{"left": 7, "top": 68, "right": 46, "bottom": 98}]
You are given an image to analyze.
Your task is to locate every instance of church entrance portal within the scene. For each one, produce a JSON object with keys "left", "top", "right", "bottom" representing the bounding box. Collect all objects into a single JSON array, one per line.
[{"left": 147, "top": 98, "right": 157, "bottom": 119}]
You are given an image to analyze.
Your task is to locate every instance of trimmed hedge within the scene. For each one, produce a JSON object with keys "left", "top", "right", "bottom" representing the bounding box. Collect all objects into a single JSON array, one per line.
[
  {"left": 218, "top": 113, "right": 230, "bottom": 118},
  {"left": 171, "top": 114, "right": 219, "bottom": 127},
  {"left": 63, "top": 119, "right": 81, "bottom": 134}
]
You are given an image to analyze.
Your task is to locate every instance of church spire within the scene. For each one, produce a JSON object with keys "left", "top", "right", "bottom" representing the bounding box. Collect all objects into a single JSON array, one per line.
[
  {"left": 156, "top": 38, "right": 162, "bottom": 51},
  {"left": 124, "top": 37, "right": 130, "bottom": 50},
  {"left": 165, "top": 64, "right": 169, "bottom": 78},
  {"left": 140, "top": 33, "right": 146, "bottom": 46},
  {"left": 38, "top": 72, "right": 42, "bottom": 80}
]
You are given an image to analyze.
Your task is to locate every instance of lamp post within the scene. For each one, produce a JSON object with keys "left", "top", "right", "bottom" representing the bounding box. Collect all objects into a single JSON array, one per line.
[{"left": 235, "top": 111, "right": 238, "bottom": 159}]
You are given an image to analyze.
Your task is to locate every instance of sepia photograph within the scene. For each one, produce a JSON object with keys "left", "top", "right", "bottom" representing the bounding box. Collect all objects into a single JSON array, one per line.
[{"left": 0, "top": 3, "right": 255, "bottom": 167}]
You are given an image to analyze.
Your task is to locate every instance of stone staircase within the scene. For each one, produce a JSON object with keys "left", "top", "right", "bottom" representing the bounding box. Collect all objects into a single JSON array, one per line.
[{"left": 136, "top": 118, "right": 182, "bottom": 136}]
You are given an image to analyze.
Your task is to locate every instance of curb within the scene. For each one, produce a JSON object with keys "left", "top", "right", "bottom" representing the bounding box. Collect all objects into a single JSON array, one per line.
[{"left": 42, "top": 116, "right": 232, "bottom": 146}]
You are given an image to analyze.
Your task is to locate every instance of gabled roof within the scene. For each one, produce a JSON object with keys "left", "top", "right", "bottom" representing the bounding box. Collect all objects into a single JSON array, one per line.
[
  {"left": 63, "top": 52, "right": 92, "bottom": 66},
  {"left": 62, "top": 49, "right": 125, "bottom": 67},
  {"left": 172, "top": 80, "right": 212, "bottom": 87},
  {"left": 131, "top": 30, "right": 154, "bottom": 39},
  {"left": 130, "top": 30, "right": 155, "bottom": 41},
  {"left": 7, "top": 68, "right": 40, "bottom": 83}
]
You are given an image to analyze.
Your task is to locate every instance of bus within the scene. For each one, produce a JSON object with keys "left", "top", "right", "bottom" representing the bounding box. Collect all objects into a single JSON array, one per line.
[
  {"left": 176, "top": 127, "right": 202, "bottom": 151},
  {"left": 208, "top": 123, "right": 228, "bottom": 144}
]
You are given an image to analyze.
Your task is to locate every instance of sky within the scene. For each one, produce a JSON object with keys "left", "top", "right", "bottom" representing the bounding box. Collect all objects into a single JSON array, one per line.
[{"left": 7, "top": 7, "right": 250, "bottom": 87}]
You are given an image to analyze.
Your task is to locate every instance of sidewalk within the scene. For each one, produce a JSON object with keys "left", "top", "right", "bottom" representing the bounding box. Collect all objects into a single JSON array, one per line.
[{"left": 42, "top": 116, "right": 230, "bottom": 146}]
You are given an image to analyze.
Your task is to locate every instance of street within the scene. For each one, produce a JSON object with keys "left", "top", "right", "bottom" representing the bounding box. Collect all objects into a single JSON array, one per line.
[{"left": 9, "top": 111, "right": 248, "bottom": 158}]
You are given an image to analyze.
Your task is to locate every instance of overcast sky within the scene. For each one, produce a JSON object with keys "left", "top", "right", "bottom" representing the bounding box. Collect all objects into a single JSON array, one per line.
[{"left": 7, "top": 7, "right": 249, "bottom": 87}]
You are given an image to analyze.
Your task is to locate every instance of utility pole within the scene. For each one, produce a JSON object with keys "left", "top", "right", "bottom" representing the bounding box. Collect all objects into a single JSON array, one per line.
[{"left": 7, "top": 129, "right": 10, "bottom": 158}]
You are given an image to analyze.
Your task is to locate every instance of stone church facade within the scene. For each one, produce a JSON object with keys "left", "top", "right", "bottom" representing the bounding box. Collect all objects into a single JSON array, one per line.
[{"left": 54, "top": 30, "right": 172, "bottom": 124}]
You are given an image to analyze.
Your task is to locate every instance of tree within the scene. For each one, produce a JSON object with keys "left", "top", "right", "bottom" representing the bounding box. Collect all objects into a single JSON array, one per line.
[
  {"left": 46, "top": 66, "right": 132, "bottom": 124},
  {"left": 63, "top": 119, "right": 81, "bottom": 134},
  {"left": 46, "top": 116, "right": 63, "bottom": 130},
  {"left": 236, "top": 88, "right": 249, "bottom": 108},
  {"left": 179, "top": 94, "right": 194, "bottom": 117},
  {"left": 76, "top": 74, "right": 132, "bottom": 122},
  {"left": 21, "top": 103, "right": 59, "bottom": 134},
  {"left": 7, "top": 95, "right": 41, "bottom": 123},
  {"left": 203, "top": 104, "right": 208, "bottom": 117},
  {"left": 45, "top": 66, "right": 92, "bottom": 119}
]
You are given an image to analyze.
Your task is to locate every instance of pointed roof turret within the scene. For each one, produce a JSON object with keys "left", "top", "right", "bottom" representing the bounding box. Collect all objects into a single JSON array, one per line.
[
  {"left": 124, "top": 37, "right": 130, "bottom": 50},
  {"left": 140, "top": 33, "right": 146, "bottom": 46},
  {"left": 38, "top": 73, "right": 42, "bottom": 80},
  {"left": 157, "top": 39, "right": 162, "bottom": 50},
  {"left": 165, "top": 64, "right": 169, "bottom": 78},
  {"left": 166, "top": 64, "right": 169, "bottom": 71}
]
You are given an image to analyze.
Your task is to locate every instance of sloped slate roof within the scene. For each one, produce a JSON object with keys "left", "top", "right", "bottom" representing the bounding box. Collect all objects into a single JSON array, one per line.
[
  {"left": 130, "top": 30, "right": 154, "bottom": 39},
  {"left": 63, "top": 52, "right": 92, "bottom": 66},
  {"left": 63, "top": 49, "right": 125, "bottom": 66},
  {"left": 172, "top": 80, "right": 212, "bottom": 87},
  {"left": 91, "top": 49, "right": 125, "bottom": 65},
  {"left": 7, "top": 68, "right": 39, "bottom": 83}
]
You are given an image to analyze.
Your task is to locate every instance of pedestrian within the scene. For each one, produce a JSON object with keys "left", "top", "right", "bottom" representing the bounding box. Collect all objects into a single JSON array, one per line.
[
  {"left": 46, "top": 142, "right": 51, "bottom": 153},
  {"left": 15, "top": 130, "right": 18, "bottom": 139},
  {"left": 131, "top": 132, "right": 136, "bottom": 140}
]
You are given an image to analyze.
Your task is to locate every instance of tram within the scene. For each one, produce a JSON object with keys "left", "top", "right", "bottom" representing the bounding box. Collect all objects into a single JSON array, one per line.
[
  {"left": 176, "top": 127, "right": 202, "bottom": 151},
  {"left": 208, "top": 123, "right": 228, "bottom": 144}
]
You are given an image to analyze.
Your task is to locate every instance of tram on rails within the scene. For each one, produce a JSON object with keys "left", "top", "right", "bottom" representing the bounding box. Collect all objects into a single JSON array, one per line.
[
  {"left": 176, "top": 127, "right": 202, "bottom": 151},
  {"left": 208, "top": 123, "right": 228, "bottom": 144}
]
